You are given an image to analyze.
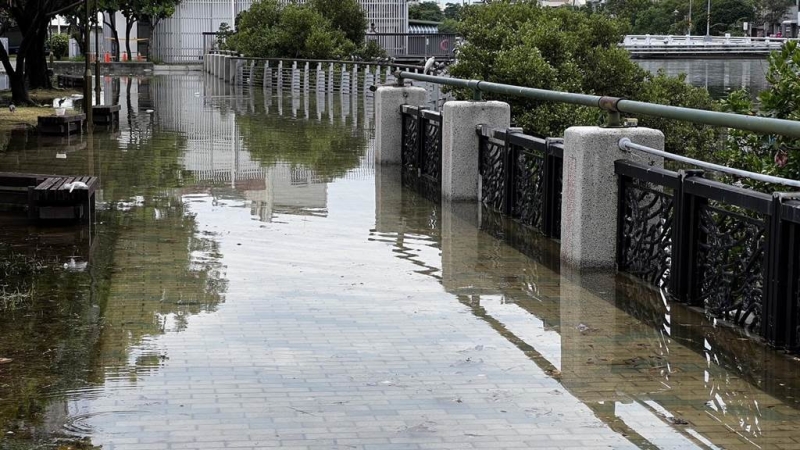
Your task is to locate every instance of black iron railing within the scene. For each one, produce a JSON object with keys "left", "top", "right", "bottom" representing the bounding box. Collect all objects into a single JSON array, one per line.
[
  {"left": 401, "top": 105, "right": 442, "bottom": 196},
  {"left": 616, "top": 159, "right": 800, "bottom": 349},
  {"left": 477, "top": 126, "right": 563, "bottom": 239}
]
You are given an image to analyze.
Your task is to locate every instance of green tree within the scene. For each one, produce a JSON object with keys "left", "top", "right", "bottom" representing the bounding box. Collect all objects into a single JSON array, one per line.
[
  {"left": 443, "top": 2, "right": 464, "bottom": 20},
  {"left": 46, "top": 33, "right": 69, "bottom": 60},
  {"left": 120, "top": 0, "right": 181, "bottom": 61},
  {"left": 0, "top": 0, "right": 75, "bottom": 104},
  {"left": 692, "top": 0, "right": 755, "bottom": 35},
  {"left": 604, "top": 0, "right": 653, "bottom": 30},
  {"left": 409, "top": 1, "right": 444, "bottom": 22},
  {"left": 630, "top": 0, "right": 688, "bottom": 35},
  {"left": 756, "top": 0, "right": 792, "bottom": 34},
  {"left": 226, "top": 0, "right": 282, "bottom": 57},
  {"left": 439, "top": 18, "right": 459, "bottom": 34},
  {"left": 716, "top": 42, "right": 800, "bottom": 180},
  {"left": 225, "top": 0, "right": 368, "bottom": 60},
  {"left": 308, "top": 0, "right": 368, "bottom": 45},
  {"left": 450, "top": 0, "right": 718, "bottom": 156},
  {"left": 99, "top": 0, "right": 122, "bottom": 61},
  {"left": 452, "top": 2, "right": 642, "bottom": 137}
]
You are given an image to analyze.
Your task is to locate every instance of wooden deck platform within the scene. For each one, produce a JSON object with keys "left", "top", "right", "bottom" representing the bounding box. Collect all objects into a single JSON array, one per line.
[
  {"left": 0, "top": 173, "right": 97, "bottom": 222},
  {"left": 38, "top": 114, "right": 85, "bottom": 136}
]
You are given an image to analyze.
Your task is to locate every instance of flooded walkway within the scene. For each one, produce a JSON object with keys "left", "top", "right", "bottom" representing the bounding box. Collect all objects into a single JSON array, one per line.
[{"left": 1, "top": 75, "right": 799, "bottom": 449}]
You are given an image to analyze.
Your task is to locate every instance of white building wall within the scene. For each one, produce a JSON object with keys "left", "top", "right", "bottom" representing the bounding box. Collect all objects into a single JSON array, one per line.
[{"left": 153, "top": 0, "right": 407, "bottom": 63}]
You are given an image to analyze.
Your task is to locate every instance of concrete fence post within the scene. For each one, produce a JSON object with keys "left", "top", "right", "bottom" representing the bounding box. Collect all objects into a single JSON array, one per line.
[
  {"left": 227, "top": 57, "right": 235, "bottom": 84},
  {"left": 351, "top": 65, "right": 358, "bottom": 95},
  {"left": 560, "top": 126, "right": 664, "bottom": 270},
  {"left": 441, "top": 101, "right": 510, "bottom": 201},
  {"left": 374, "top": 86, "right": 426, "bottom": 165}
]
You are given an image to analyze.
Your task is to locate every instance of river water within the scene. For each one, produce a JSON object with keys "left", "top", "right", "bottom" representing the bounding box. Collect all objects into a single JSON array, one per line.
[
  {"left": 0, "top": 75, "right": 797, "bottom": 449},
  {"left": 635, "top": 58, "right": 771, "bottom": 98}
]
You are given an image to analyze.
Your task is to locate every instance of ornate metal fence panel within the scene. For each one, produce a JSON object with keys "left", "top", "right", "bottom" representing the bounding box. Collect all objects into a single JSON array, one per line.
[
  {"left": 477, "top": 126, "right": 563, "bottom": 238},
  {"left": 615, "top": 161, "right": 679, "bottom": 289},
  {"left": 785, "top": 202, "right": 800, "bottom": 350},
  {"left": 400, "top": 105, "right": 442, "bottom": 198},
  {"left": 479, "top": 133, "right": 506, "bottom": 211},
  {"left": 695, "top": 201, "right": 767, "bottom": 330},
  {"left": 615, "top": 162, "right": 800, "bottom": 349}
]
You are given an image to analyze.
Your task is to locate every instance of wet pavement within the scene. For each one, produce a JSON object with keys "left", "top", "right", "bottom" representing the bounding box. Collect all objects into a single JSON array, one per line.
[{"left": 0, "top": 75, "right": 799, "bottom": 449}]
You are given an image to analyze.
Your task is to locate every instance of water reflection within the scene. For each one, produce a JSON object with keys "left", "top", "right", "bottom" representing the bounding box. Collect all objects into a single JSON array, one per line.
[
  {"left": 374, "top": 165, "right": 800, "bottom": 449},
  {"left": 636, "top": 58, "right": 771, "bottom": 98}
]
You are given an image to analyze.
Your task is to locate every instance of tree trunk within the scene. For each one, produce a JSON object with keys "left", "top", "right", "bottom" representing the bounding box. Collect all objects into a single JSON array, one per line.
[
  {"left": 125, "top": 18, "right": 134, "bottom": 61},
  {"left": 70, "top": 24, "right": 85, "bottom": 56},
  {"left": 26, "top": 27, "right": 51, "bottom": 90},
  {"left": 0, "top": 42, "right": 31, "bottom": 105},
  {"left": 106, "top": 12, "right": 121, "bottom": 62}
]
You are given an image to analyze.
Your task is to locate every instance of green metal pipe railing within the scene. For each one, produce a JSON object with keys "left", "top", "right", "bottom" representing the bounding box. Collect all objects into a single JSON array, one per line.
[{"left": 395, "top": 71, "right": 800, "bottom": 139}]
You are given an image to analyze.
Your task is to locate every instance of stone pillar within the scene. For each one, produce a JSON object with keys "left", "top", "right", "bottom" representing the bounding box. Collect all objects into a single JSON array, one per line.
[
  {"left": 221, "top": 56, "right": 229, "bottom": 81},
  {"left": 228, "top": 58, "right": 238, "bottom": 84},
  {"left": 441, "top": 101, "right": 510, "bottom": 201},
  {"left": 560, "top": 126, "right": 664, "bottom": 270},
  {"left": 374, "top": 86, "right": 426, "bottom": 165}
]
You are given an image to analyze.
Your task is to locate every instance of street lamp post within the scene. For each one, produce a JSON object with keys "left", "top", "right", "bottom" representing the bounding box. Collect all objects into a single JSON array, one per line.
[
  {"left": 95, "top": 0, "right": 101, "bottom": 106},
  {"left": 706, "top": 0, "right": 711, "bottom": 36},
  {"left": 688, "top": 0, "right": 693, "bottom": 35},
  {"left": 83, "top": 0, "right": 93, "bottom": 128}
]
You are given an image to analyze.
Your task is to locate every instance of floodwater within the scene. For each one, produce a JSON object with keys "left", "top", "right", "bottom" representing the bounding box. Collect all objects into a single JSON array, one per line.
[{"left": 0, "top": 75, "right": 799, "bottom": 450}]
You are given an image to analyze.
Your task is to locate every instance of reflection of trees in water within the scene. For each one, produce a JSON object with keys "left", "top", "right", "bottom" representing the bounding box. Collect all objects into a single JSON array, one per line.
[
  {"left": 96, "top": 194, "right": 226, "bottom": 373},
  {"left": 0, "top": 227, "right": 112, "bottom": 440},
  {"left": 0, "top": 117, "right": 221, "bottom": 443},
  {"left": 235, "top": 109, "right": 367, "bottom": 181}
]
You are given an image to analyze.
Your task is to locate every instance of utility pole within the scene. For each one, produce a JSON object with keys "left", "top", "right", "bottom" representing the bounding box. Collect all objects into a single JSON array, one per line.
[
  {"left": 706, "top": 0, "right": 711, "bottom": 36},
  {"left": 83, "top": 0, "right": 93, "bottom": 129},
  {"left": 688, "top": 0, "right": 693, "bottom": 35}
]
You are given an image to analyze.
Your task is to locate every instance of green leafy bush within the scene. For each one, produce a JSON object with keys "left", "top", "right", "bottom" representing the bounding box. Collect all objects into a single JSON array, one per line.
[
  {"left": 47, "top": 33, "right": 69, "bottom": 60},
  {"left": 715, "top": 42, "right": 800, "bottom": 181},
  {"left": 224, "top": 0, "right": 367, "bottom": 60},
  {"left": 450, "top": 1, "right": 719, "bottom": 156}
]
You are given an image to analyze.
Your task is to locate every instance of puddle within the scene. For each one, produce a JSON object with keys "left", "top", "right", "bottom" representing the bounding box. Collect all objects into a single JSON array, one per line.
[{"left": 0, "top": 74, "right": 798, "bottom": 449}]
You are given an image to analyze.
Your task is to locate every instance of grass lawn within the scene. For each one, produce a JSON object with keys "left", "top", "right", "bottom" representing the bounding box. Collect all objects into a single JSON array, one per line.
[
  {"left": 0, "top": 88, "right": 82, "bottom": 106},
  {"left": 0, "top": 106, "right": 50, "bottom": 131},
  {"left": 0, "top": 88, "right": 83, "bottom": 130}
]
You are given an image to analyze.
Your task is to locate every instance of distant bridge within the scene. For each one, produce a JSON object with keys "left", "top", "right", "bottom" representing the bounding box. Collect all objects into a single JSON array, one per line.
[{"left": 622, "top": 34, "right": 792, "bottom": 58}]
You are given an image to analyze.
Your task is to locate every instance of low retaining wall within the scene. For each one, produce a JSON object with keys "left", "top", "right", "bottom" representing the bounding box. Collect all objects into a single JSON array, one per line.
[{"left": 51, "top": 61, "right": 154, "bottom": 77}]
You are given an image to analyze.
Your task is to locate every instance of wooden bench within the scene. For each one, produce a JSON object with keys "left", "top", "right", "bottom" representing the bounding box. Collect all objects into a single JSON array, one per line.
[
  {"left": 93, "top": 104, "right": 121, "bottom": 127},
  {"left": 0, "top": 173, "right": 48, "bottom": 207},
  {"left": 38, "top": 114, "right": 86, "bottom": 136},
  {"left": 31, "top": 176, "right": 98, "bottom": 221},
  {"left": 0, "top": 173, "right": 97, "bottom": 222}
]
